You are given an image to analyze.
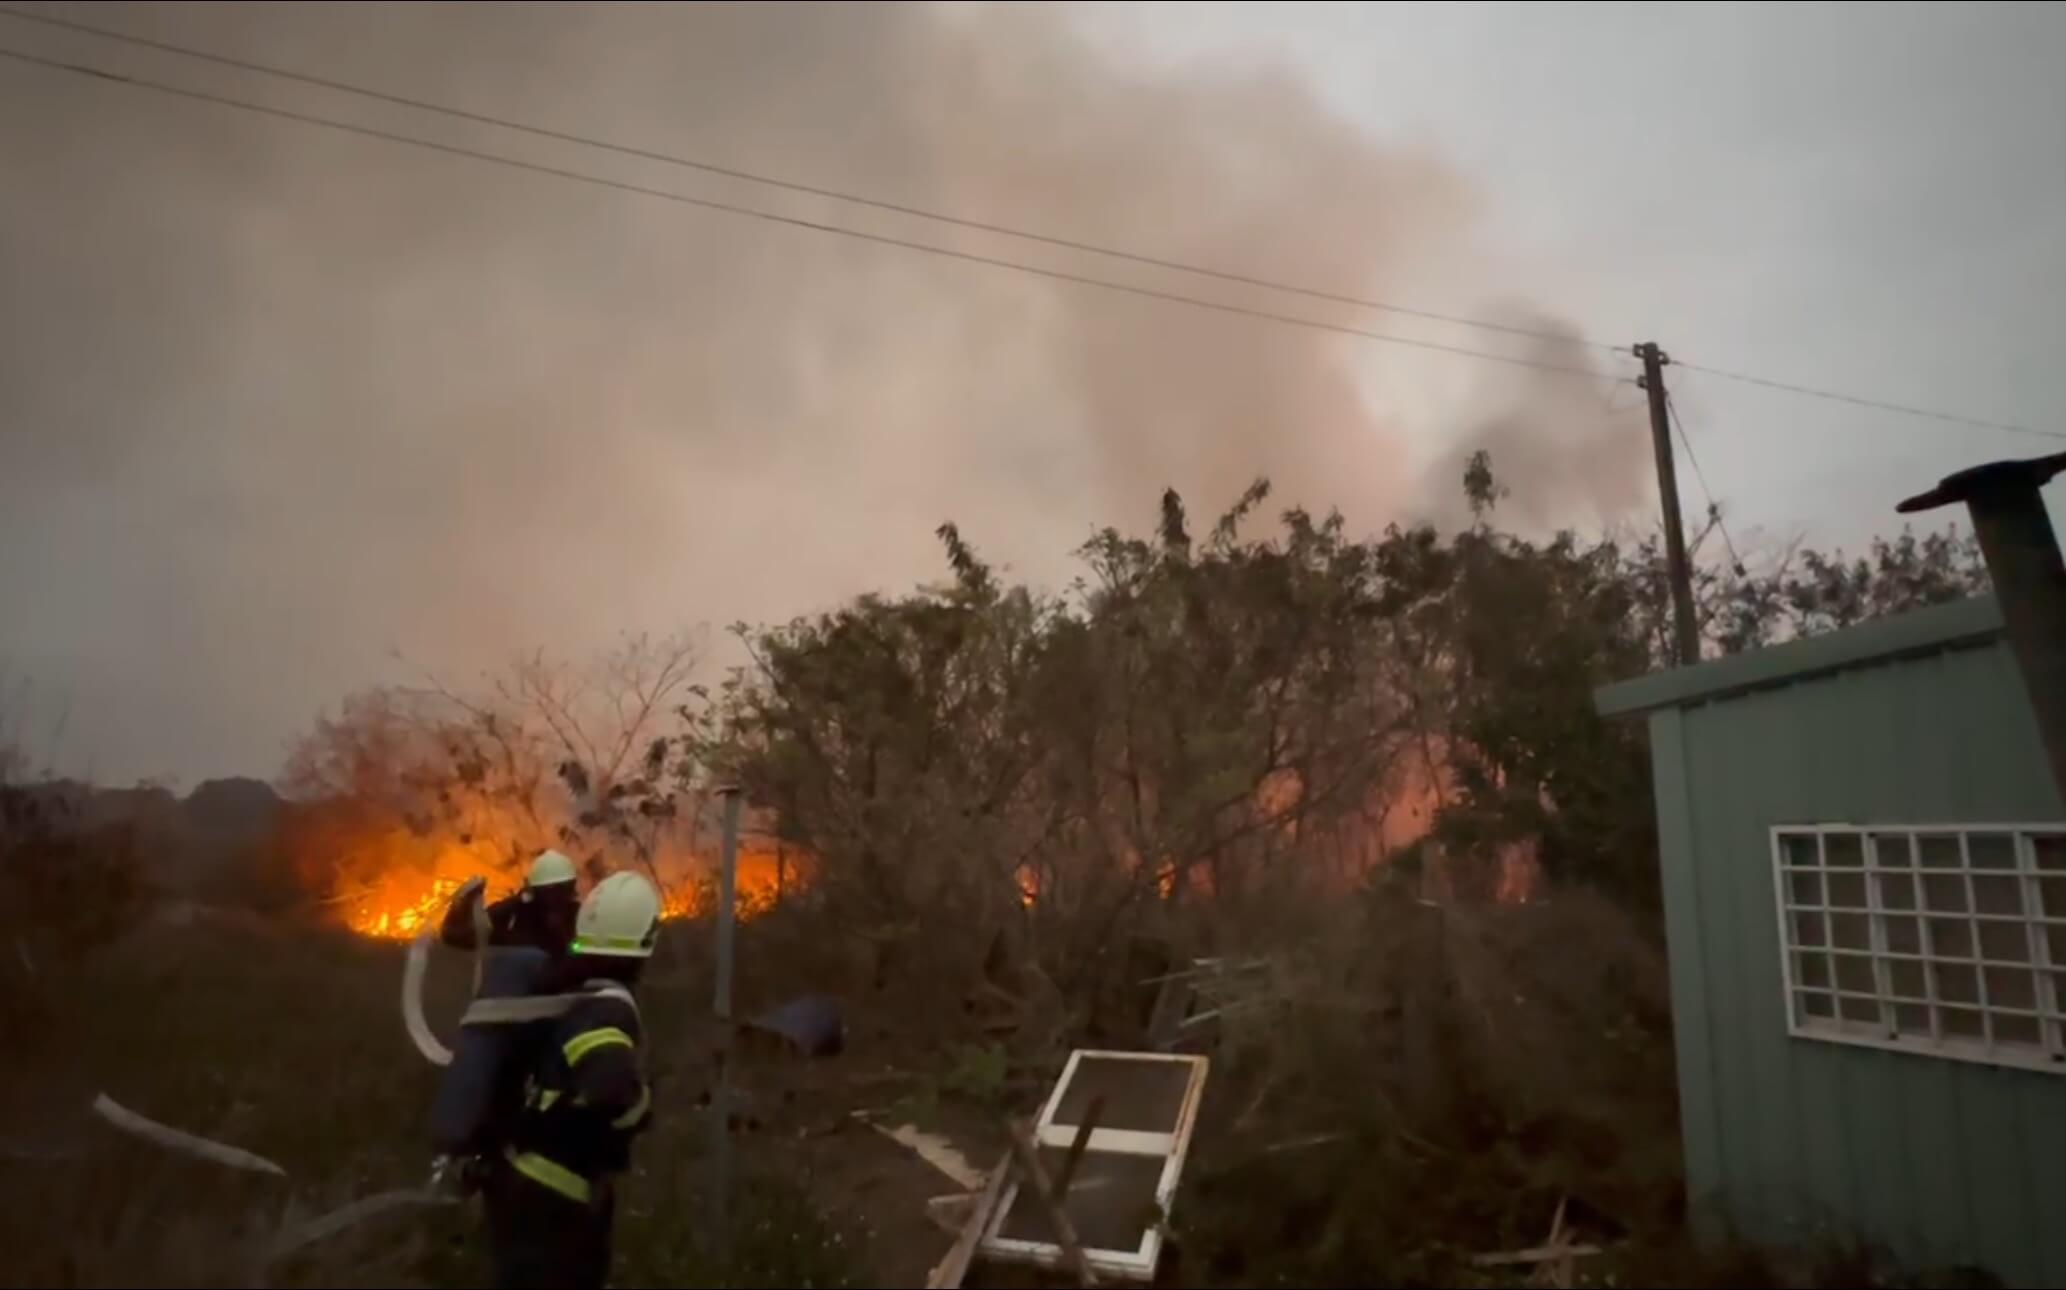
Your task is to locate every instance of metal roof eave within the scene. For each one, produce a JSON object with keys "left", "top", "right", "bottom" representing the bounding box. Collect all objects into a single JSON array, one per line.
[{"left": 1593, "top": 594, "right": 2006, "bottom": 718}]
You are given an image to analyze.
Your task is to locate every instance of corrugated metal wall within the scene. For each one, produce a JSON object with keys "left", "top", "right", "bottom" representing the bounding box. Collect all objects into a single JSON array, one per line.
[{"left": 1650, "top": 636, "right": 2066, "bottom": 1282}]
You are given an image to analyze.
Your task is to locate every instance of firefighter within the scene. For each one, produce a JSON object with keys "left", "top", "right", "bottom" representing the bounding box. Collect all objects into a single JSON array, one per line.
[
  {"left": 482, "top": 870, "right": 660, "bottom": 1290},
  {"left": 440, "top": 849, "right": 582, "bottom": 956}
]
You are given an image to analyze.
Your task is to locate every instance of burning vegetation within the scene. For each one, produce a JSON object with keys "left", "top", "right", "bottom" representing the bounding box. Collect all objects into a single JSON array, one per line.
[
  {"left": 280, "top": 634, "right": 813, "bottom": 937},
  {"left": 271, "top": 462, "right": 1983, "bottom": 967},
  {"left": 331, "top": 840, "right": 800, "bottom": 940},
  {"left": 268, "top": 461, "right": 1986, "bottom": 963},
  {"left": 703, "top": 464, "right": 1986, "bottom": 1010},
  {"left": 343, "top": 872, "right": 477, "bottom": 941}
]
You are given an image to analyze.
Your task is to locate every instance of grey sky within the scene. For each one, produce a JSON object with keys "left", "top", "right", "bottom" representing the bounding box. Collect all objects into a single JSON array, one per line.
[
  {"left": 1074, "top": 1, "right": 2066, "bottom": 526},
  {"left": 1, "top": 1, "right": 2060, "bottom": 785}
]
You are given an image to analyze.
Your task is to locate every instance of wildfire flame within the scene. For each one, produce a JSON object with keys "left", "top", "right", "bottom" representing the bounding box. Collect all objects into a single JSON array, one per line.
[
  {"left": 335, "top": 842, "right": 803, "bottom": 940},
  {"left": 345, "top": 874, "right": 483, "bottom": 940},
  {"left": 318, "top": 747, "right": 1523, "bottom": 937}
]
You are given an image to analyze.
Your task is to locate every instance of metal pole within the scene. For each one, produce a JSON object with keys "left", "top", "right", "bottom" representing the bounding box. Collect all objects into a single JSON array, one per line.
[
  {"left": 710, "top": 785, "right": 743, "bottom": 1261},
  {"left": 1899, "top": 452, "right": 2066, "bottom": 809},
  {"left": 1636, "top": 341, "right": 1701, "bottom": 666}
]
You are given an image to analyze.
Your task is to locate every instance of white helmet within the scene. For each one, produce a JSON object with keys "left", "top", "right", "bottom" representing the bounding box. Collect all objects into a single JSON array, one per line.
[
  {"left": 572, "top": 871, "right": 662, "bottom": 958},
  {"left": 526, "top": 849, "right": 579, "bottom": 889}
]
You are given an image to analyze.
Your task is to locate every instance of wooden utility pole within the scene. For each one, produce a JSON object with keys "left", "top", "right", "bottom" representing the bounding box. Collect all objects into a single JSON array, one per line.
[{"left": 1636, "top": 341, "right": 1701, "bottom": 666}]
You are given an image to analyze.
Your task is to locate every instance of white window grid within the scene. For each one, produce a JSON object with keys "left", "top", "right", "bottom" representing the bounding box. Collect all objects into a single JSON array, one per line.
[{"left": 1772, "top": 825, "right": 2066, "bottom": 1074}]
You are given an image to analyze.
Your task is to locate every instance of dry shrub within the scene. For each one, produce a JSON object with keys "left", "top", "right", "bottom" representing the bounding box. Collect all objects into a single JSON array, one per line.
[
  {"left": 0, "top": 785, "right": 152, "bottom": 1042},
  {"left": 1169, "top": 871, "right": 1680, "bottom": 1285}
]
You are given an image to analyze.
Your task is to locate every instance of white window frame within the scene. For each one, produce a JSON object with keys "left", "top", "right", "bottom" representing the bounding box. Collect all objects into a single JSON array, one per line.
[
  {"left": 1771, "top": 823, "right": 2066, "bottom": 1075},
  {"left": 978, "top": 1048, "right": 1210, "bottom": 1282}
]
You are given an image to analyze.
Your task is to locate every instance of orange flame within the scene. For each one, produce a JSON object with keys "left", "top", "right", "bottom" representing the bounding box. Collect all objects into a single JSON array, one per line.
[
  {"left": 652, "top": 846, "right": 795, "bottom": 921},
  {"left": 345, "top": 874, "right": 482, "bottom": 940},
  {"left": 331, "top": 839, "right": 804, "bottom": 939}
]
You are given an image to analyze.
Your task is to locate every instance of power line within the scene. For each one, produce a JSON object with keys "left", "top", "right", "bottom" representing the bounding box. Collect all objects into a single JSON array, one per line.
[
  {"left": 1674, "top": 359, "right": 2066, "bottom": 443},
  {"left": 11, "top": 13, "right": 2055, "bottom": 451},
  {"left": 0, "top": 2, "right": 1610, "bottom": 354},
  {"left": 0, "top": 43, "right": 1614, "bottom": 383},
  {"left": 1665, "top": 391, "right": 1745, "bottom": 573}
]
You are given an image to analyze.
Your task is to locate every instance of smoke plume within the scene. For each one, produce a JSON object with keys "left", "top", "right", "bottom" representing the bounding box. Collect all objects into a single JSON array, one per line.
[{"left": 0, "top": 1, "right": 1646, "bottom": 781}]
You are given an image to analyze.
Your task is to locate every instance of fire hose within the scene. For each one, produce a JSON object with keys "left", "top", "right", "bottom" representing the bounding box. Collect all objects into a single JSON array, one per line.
[
  {"left": 400, "top": 876, "right": 490, "bottom": 1066},
  {"left": 75, "top": 885, "right": 656, "bottom": 1264},
  {"left": 87, "top": 1092, "right": 457, "bottom": 1263},
  {"left": 86, "top": 884, "right": 639, "bottom": 1262},
  {"left": 402, "top": 877, "right": 641, "bottom": 1066}
]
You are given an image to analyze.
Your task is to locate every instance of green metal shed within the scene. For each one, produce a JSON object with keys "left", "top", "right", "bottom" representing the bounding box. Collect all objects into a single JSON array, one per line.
[{"left": 1595, "top": 594, "right": 2066, "bottom": 1282}]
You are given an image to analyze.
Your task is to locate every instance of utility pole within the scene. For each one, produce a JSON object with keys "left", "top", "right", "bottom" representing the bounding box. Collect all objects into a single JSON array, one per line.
[{"left": 1636, "top": 341, "right": 1701, "bottom": 666}]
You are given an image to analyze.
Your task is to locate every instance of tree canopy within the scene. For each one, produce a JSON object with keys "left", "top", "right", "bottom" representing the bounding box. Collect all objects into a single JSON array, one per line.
[{"left": 709, "top": 454, "right": 1989, "bottom": 994}]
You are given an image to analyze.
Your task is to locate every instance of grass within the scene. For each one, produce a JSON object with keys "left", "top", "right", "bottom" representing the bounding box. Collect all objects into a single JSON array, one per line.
[
  {"left": 0, "top": 914, "right": 870, "bottom": 1289},
  {"left": 20, "top": 891, "right": 1648, "bottom": 1287},
  {"left": 620, "top": 1166, "right": 866, "bottom": 1289}
]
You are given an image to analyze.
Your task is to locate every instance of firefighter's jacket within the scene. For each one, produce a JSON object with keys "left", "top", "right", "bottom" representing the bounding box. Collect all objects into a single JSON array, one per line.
[{"left": 500, "top": 980, "right": 652, "bottom": 1205}]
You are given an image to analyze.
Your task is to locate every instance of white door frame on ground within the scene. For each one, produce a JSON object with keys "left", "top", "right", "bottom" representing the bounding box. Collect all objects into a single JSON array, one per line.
[{"left": 978, "top": 1048, "right": 1210, "bottom": 1282}]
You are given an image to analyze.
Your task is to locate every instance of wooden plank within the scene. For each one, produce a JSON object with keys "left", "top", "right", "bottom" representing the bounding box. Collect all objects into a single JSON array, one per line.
[
  {"left": 926, "top": 1154, "right": 1011, "bottom": 1290},
  {"left": 1055, "top": 1096, "right": 1107, "bottom": 1198},
  {"left": 860, "top": 1116, "right": 986, "bottom": 1190},
  {"left": 1008, "top": 1121, "right": 1099, "bottom": 1287},
  {"left": 1469, "top": 1244, "right": 1601, "bottom": 1268}
]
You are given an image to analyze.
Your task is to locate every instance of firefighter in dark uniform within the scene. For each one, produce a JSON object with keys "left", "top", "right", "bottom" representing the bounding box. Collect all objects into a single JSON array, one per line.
[
  {"left": 483, "top": 870, "right": 660, "bottom": 1289},
  {"left": 439, "top": 849, "right": 582, "bottom": 956}
]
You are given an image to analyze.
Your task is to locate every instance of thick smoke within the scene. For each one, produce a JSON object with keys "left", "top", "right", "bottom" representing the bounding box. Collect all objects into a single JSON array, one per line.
[
  {"left": 1423, "top": 311, "right": 1652, "bottom": 531},
  {"left": 0, "top": 2, "right": 1645, "bottom": 781}
]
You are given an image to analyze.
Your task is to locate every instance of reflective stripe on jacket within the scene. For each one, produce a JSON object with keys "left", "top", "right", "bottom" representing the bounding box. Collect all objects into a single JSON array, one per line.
[{"left": 505, "top": 982, "right": 651, "bottom": 1202}]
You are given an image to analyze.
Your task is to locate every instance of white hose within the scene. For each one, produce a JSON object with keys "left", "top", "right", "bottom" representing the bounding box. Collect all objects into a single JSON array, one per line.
[
  {"left": 403, "top": 876, "right": 488, "bottom": 1067},
  {"left": 269, "top": 1186, "right": 456, "bottom": 1260},
  {"left": 403, "top": 878, "right": 644, "bottom": 1064},
  {"left": 402, "top": 930, "right": 454, "bottom": 1067},
  {"left": 92, "top": 1093, "right": 287, "bottom": 1177}
]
